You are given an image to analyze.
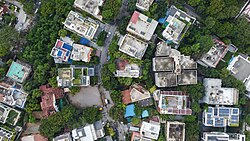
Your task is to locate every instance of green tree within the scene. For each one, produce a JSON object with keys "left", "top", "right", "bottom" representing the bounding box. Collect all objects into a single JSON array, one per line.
[
  {"left": 127, "top": 0, "right": 137, "bottom": 13},
  {"left": 34, "top": 64, "right": 51, "bottom": 85},
  {"left": 48, "top": 77, "right": 58, "bottom": 88},
  {"left": 131, "top": 117, "right": 141, "bottom": 125},
  {"left": 69, "top": 86, "right": 81, "bottom": 95},
  {"left": 206, "top": 0, "right": 225, "bottom": 15},
  {"left": 108, "top": 63, "right": 116, "bottom": 72},
  {"left": 102, "top": 0, "right": 122, "bottom": 22},
  {"left": 196, "top": 35, "right": 213, "bottom": 54},
  {"left": 71, "top": 33, "right": 81, "bottom": 43},
  {"left": 204, "top": 17, "right": 216, "bottom": 29},
  {"left": 58, "top": 29, "right": 68, "bottom": 37},
  {"left": 83, "top": 107, "right": 102, "bottom": 124},
  {"left": 96, "top": 31, "right": 107, "bottom": 46},
  {"left": 0, "top": 26, "right": 19, "bottom": 57},
  {"left": 188, "top": 0, "right": 201, "bottom": 6},
  {"left": 118, "top": 77, "right": 133, "bottom": 86}
]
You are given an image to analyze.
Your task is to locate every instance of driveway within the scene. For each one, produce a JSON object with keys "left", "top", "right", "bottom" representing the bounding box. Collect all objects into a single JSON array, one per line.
[{"left": 68, "top": 86, "right": 103, "bottom": 108}]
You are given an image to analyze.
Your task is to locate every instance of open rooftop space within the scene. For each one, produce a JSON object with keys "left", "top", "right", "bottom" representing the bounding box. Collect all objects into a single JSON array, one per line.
[
  {"left": 6, "top": 60, "right": 31, "bottom": 83},
  {"left": 127, "top": 11, "right": 158, "bottom": 41},
  {"left": 118, "top": 34, "right": 148, "bottom": 60},
  {"left": 166, "top": 121, "right": 185, "bottom": 141},
  {"left": 136, "top": 0, "right": 154, "bottom": 11},
  {"left": 74, "top": 0, "right": 104, "bottom": 20},
  {"left": 63, "top": 11, "right": 99, "bottom": 40}
]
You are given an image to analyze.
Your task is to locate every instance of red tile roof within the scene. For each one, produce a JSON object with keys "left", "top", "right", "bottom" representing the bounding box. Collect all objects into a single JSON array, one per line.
[
  {"left": 122, "top": 89, "right": 132, "bottom": 104},
  {"left": 130, "top": 11, "right": 140, "bottom": 24},
  {"left": 39, "top": 85, "right": 64, "bottom": 117},
  {"left": 117, "top": 60, "right": 129, "bottom": 70}
]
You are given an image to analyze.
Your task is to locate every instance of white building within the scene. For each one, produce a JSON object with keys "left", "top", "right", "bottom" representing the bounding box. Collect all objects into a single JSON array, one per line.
[
  {"left": 140, "top": 120, "right": 161, "bottom": 140},
  {"left": 114, "top": 60, "right": 140, "bottom": 78},
  {"left": 74, "top": 0, "right": 104, "bottom": 20},
  {"left": 71, "top": 44, "right": 93, "bottom": 62},
  {"left": 202, "top": 132, "right": 245, "bottom": 141},
  {"left": 127, "top": 11, "right": 158, "bottom": 41},
  {"left": 63, "top": 11, "right": 99, "bottom": 40},
  {"left": 136, "top": 0, "right": 154, "bottom": 11},
  {"left": 202, "top": 78, "right": 239, "bottom": 105},
  {"left": 227, "top": 54, "right": 250, "bottom": 92},
  {"left": 166, "top": 121, "right": 185, "bottom": 141},
  {"left": 72, "top": 125, "right": 97, "bottom": 141},
  {"left": 162, "top": 5, "right": 196, "bottom": 47},
  {"left": 118, "top": 34, "right": 148, "bottom": 60}
]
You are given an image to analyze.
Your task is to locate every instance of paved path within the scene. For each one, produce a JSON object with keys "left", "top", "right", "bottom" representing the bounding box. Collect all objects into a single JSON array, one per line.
[{"left": 68, "top": 86, "right": 102, "bottom": 108}]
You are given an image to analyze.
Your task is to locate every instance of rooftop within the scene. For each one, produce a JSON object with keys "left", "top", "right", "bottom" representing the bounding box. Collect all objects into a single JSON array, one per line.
[
  {"left": 202, "top": 132, "right": 245, "bottom": 141},
  {"left": 127, "top": 11, "right": 158, "bottom": 41},
  {"left": 153, "top": 90, "right": 192, "bottom": 115},
  {"left": 39, "top": 85, "right": 64, "bottom": 117},
  {"left": 239, "top": 1, "right": 250, "bottom": 20},
  {"left": 202, "top": 78, "right": 239, "bottom": 105},
  {"left": 72, "top": 125, "right": 97, "bottom": 141},
  {"left": 136, "top": 0, "right": 154, "bottom": 11},
  {"left": 50, "top": 39, "right": 73, "bottom": 63},
  {"left": 118, "top": 34, "right": 148, "bottom": 60},
  {"left": 162, "top": 5, "right": 196, "bottom": 46},
  {"left": 57, "top": 66, "right": 94, "bottom": 87},
  {"left": 165, "top": 121, "right": 185, "bottom": 141},
  {"left": 199, "top": 38, "right": 228, "bottom": 68},
  {"left": 0, "top": 127, "right": 14, "bottom": 141},
  {"left": 203, "top": 107, "right": 239, "bottom": 127},
  {"left": 114, "top": 60, "right": 141, "bottom": 78},
  {"left": 70, "top": 44, "right": 93, "bottom": 62},
  {"left": 0, "top": 82, "right": 28, "bottom": 108},
  {"left": 227, "top": 54, "right": 250, "bottom": 91},
  {"left": 122, "top": 84, "right": 151, "bottom": 104},
  {"left": 63, "top": 11, "right": 99, "bottom": 40},
  {"left": 53, "top": 132, "right": 72, "bottom": 141},
  {"left": 153, "top": 42, "right": 197, "bottom": 87},
  {"left": 21, "top": 134, "right": 48, "bottom": 141},
  {"left": 6, "top": 60, "right": 31, "bottom": 83},
  {"left": 74, "top": 0, "right": 104, "bottom": 20},
  {"left": 140, "top": 120, "right": 161, "bottom": 140},
  {"left": 0, "top": 103, "right": 21, "bottom": 126}
]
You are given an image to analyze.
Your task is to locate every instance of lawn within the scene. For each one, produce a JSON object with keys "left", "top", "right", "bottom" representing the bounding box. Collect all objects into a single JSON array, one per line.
[{"left": 6, "top": 110, "right": 19, "bottom": 125}]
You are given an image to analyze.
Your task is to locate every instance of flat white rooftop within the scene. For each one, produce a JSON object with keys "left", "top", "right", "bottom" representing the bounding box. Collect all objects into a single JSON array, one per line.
[
  {"left": 74, "top": 0, "right": 104, "bottom": 20},
  {"left": 127, "top": 11, "right": 158, "bottom": 41},
  {"left": 118, "top": 34, "right": 148, "bottom": 60},
  {"left": 136, "top": 0, "right": 154, "bottom": 11},
  {"left": 63, "top": 11, "right": 99, "bottom": 40}
]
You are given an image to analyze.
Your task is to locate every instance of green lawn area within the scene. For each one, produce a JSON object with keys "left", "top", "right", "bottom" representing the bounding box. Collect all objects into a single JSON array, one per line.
[
  {"left": 74, "top": 69, "right": 82, "bottom": 79},
  {"left": 6, "top": 110, "right": 19, "bottom": 125},
  {"left": 73, "top": 78, "right": 81, "bottom": 85}
]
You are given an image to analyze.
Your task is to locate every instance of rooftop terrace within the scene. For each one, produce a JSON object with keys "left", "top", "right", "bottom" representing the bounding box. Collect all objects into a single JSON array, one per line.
[
  {"left": 127, "top": 11, "right": 158, "bottom": 41},
  {"left": 199, "top": 39, "right": 228, "bottom": 68},
  {"left": 70, "top": 44, "right": 93, "bottom": 62},
  {"left": 74, "top": 0, "right": 104, "bottom": 20},
  {"left": 63, "top": 11, "right": 99, "bottom": 40},
  {"left": 118, "top": 34, "right": 148, "bottom": 60},
  {"left": 50, "top": 39, "right": 73, "bottom": 63},
  {"left": 122, "top": 84, "right": 150, "bottom": 104},
  {"left": 6, "top": 60, "right": 31, "bottom": 83},
  {"left": 202, "top": 78, "right": 239, "bottom": 105},
  {"left": 162, "top": 5, "right": 196, "bottom": 46},
  {"left": 227, "top": 54, "right": 250, "bottom": 92},
  {"left": 202, "top": 132, "right": 246, "bottom": 141},
  {"left": 114, "top": 60, "right": 141, "bottom": 78},
  {"left": 203, "top": 107, "right": 239, "bottom": 127},
  {"left": 166, "top": 121, "right": 185, "bottom": 141},
  {"left": 153, "top": 42, "right": 197, "bottom": 87},
  {"left": 153, "top": 90, "right": 192, "bottom": 115},
  {"left": 136, "top": 0, "right": 154, "bottom": 11}
]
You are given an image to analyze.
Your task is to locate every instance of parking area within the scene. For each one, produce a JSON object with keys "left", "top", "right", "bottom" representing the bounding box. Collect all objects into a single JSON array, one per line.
[{"left": 68, "top": 86, "right": 103, "bottom": 108}]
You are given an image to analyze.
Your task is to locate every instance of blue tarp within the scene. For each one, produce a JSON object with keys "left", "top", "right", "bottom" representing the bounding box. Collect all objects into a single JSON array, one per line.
[
  {"left": 158, "top": 17, "right": 166, "bottom": 24},
  {"left": 62, "top": 43, "right": 73, "bottom": 51},
  {"left": 141, "top": 110, "right": 149, "bottom": 118},
  {"left": 80, "top": 37, "right": 90, "bottom": 45},
  {"left": 124, "top": 104, "right": 135, "bottom": 118}
]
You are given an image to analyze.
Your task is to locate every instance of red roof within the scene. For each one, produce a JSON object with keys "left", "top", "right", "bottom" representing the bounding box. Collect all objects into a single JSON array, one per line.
[
  {"left": 39, "top": 85, "right": 64, "bottom": 117},
  {"left": 122, "top": 89, "right": 132, "bottom": 104},
  {"left": 130, "top": 11, "right": 140, "bottom": 24}
]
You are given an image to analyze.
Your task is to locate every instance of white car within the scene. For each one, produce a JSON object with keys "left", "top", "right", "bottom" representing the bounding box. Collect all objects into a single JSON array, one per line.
[{"left": 106, "top": 32, "right": 111, "bottom": 38}]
